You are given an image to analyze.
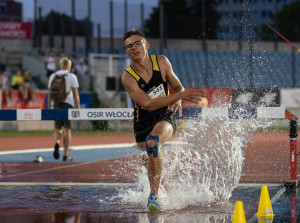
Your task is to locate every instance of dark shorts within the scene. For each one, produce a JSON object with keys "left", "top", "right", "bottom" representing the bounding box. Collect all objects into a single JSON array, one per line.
[
  {"left": 54, "top": 102, "right": 73, "bottom": 129},
  {"left": 47, "top": 70, "right": 55, "bottom": 78},
  {"left": 11, "top": 85, "right": 19, "bottom": 90},
  {"left": 134, "top": 110, "right": 176, "bottom": 143}
]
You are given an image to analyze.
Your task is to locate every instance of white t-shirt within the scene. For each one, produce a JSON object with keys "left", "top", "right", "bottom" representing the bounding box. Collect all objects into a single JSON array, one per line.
[
  {"left": 46, "top": 56, "right": 56, "bottom": 71},
  {"left": 48, "top": 70, "right": 79, "bottom": 107},
  {"left": 75, "top": 64, "right": 88, "bottom": 76}
]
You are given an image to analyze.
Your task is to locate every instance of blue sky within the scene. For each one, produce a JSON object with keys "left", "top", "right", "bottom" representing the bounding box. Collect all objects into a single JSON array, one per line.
[
  {"left": 16, "top": 0, "right": 159, "bottom": 21},
  {"left": 16, "top": 0, "right": 159, "bottom": 37}
]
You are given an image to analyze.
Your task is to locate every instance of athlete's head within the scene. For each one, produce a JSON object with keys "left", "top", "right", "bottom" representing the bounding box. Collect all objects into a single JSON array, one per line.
[
  {"left": 123, "top": 29, "right": 149, "bottom": 57},
  {"left": 123, "top": 29, "right": 146, "bottom": 44}
]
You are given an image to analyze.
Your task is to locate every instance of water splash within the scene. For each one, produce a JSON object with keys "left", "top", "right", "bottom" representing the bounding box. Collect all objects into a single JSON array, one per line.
[{"left": 100, "top": 116, "right": 273, "bottom": 211}]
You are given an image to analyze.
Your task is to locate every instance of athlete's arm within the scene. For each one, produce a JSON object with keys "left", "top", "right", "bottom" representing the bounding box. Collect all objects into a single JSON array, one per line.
[
  {"left": 121, "top": 71, "right": 202, "bottom": 112},
  {"left": 158, "top": 55, "right": 185, "bottom": 115},
  {"left": 72, "top": 88, "right": 80, "bottom": 108},
  {"left": 71, "top": 74, "right": 80, "bottom": 108},
  {"left": 48, "top": 76, "right": 53, "bottom": 109},
  {"left": 159, "top": 55, "right": 207, "bottom": 111},
  {"left": 48, "top": 94, "right": 52, "bottom": 109}
]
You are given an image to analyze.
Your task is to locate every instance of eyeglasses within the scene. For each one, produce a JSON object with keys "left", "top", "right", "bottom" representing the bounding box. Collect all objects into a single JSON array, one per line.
[{"left": 125, "top": 40, "right": 145, "bottom": 50}]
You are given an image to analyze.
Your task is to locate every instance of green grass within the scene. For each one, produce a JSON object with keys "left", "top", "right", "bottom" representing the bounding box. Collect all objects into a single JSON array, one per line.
[{"left": 0, "top": 129, "right": 134, "bottom": 137}]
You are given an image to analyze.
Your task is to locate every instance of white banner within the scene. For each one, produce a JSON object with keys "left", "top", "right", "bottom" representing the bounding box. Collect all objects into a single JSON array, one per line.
[
  {"left": 17, "top": 109, "right": 42, "bottom": 120},
  {"left": 69, "top": 108, "right": 134, "bottom": 120},
  {"left": 280, "top": 89, "right": 300, "bottom": 108}
]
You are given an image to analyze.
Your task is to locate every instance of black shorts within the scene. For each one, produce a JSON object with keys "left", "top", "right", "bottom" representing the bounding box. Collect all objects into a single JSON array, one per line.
[
  {"left": 54, "top": 102, "right": 73, "bottom": 129},
  {"left": 11, "top": 85, "right": 19, "bottom": 90},
  {"left": 134, "top": 110, "right": 176, "bottom": 143},
  {"left": 47, "top": 70, "right": 55, "bottom": 78}
]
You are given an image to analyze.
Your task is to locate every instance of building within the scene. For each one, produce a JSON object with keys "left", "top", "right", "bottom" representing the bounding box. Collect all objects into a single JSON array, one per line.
[{"left": 0, "top": 0, "right": 22, "bottom": 22}]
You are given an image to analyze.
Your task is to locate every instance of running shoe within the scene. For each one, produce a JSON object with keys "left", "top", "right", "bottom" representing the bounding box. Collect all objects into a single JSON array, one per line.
[
  {"left": 147, "top": 194, "right": 160, "bottom": 211},
  {"left": 53, "top": 143, "right": 60, "bottom": 159},
  {"left": 63, "top": 155, "right": 73, "bottom": 162}
]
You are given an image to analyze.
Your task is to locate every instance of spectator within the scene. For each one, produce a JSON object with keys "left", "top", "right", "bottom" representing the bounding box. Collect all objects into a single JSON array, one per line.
[
  {"left": 0, "top": 69, "right": 12, "bottom": 103},
  {"left": 23, "top": 69, "right": 35, "bottom": 100},
  {"left": 60, "top": 52, "right": 66, "bottom": 58},
  {"left": 11, "top": 69, "right": 26, "bottom": 99},
  {"left": 75, "top": 58, "right": 88, "bottom": 76},
  {"left": 48, "top": 57, "right": 80, "bottom": 162},
  {"left": 44, "top": 51, "right": 57, "bottom": 86},
  {"left": 75, "top": 58, "right": 89, "bottom": 91}
]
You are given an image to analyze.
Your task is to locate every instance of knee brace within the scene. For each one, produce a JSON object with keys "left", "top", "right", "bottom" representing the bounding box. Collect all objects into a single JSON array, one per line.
[{"left": 145, "top": 134, "right": 159, "bottom": 158}]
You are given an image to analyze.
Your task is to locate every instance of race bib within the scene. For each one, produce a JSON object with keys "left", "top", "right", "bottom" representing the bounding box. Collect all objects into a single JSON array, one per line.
[{"left": 148, "top": 84, "right": 166, "bottom": 99}]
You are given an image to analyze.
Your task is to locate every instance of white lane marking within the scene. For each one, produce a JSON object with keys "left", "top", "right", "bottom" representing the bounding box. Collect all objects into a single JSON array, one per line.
[
  {"left": 0, "top": 143, "right": 136, "bottom": 155},
  {"left": 238, "top": 183, "right": 283, "bottom": 187},
  {"left": 0, "top": 141, "right": 189, "bottom": 155},
  {"left": 0, "top": 182, "right": 137, "bottom": 187}
]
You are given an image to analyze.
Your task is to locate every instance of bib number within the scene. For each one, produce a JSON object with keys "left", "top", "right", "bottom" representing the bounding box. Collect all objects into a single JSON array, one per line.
[{"left": 148, "top": 84, "right": 166, "bottom": 99}]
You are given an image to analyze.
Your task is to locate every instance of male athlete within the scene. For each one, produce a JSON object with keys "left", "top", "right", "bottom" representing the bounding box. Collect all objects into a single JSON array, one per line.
[{"left": 121, "top": 29, "right": 205, "bottom": 211}]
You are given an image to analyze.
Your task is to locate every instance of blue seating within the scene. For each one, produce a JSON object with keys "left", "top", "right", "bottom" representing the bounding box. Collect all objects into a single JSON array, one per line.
[
  {"left": 155, "top": 49, "right": 300, "bottom": 89},
  {"left": 117, "top": 48, "right": 299, "bottom": 89}
]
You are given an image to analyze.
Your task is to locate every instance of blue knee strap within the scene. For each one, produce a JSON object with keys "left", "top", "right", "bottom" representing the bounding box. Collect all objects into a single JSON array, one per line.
[{"left": 146, "top": 134, "right": 159, "bottom": 158}]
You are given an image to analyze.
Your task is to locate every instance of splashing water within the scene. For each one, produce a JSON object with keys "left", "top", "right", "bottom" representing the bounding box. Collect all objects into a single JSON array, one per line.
[{"left": 100, "top": 116, "right": 273, "bottom": 211}]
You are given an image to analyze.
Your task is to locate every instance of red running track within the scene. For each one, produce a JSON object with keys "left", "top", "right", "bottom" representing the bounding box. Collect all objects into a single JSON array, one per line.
[{"left": 0, "top": 132, "right": 299, "bottom": 184}]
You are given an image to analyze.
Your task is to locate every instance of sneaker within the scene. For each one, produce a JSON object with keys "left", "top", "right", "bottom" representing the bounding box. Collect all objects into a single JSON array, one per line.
[
  {"left": 63, "top": 155, "right": 73, "bottom": 162},
  {"left": 33, "top": 155, "right": 43, "bottom": 163},
  {"left": 147, "top": 194, "right": 160, "bottom": 211},
  {"left": 53, "top": 143, "right": 60, "bottom": 160}
]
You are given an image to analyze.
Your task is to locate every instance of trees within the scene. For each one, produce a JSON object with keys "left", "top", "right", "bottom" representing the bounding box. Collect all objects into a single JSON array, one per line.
[
  {"left": 41, "top": 11, "right": 86, "bottom": 36},
  {"left": 144, "top": 0, "right": 220, "bottom": 39}
]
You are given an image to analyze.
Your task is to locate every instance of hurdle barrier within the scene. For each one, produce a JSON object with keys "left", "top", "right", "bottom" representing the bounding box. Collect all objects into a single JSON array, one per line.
[{"left": 0, "top": 107, "right": 298, "bottom": 187}]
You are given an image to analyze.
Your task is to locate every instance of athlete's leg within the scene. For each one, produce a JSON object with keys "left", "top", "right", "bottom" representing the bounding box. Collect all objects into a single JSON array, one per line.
[
  {"left": 63, "top": 127, "right": 71, "bottom": 157},
  {"left": 53, "top": 126, "right": 62, "bottom": 159},
  {"left": 54, "top": 128, "right": 62, "bottom": 144},
  {"left": 146, "top": 121, "right": 174, "bottom": 196}
]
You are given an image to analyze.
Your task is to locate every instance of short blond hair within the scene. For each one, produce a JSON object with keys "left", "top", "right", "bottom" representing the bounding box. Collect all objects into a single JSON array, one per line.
[{"left": 59, "top": 57, "right": 72, "bottom": 69}]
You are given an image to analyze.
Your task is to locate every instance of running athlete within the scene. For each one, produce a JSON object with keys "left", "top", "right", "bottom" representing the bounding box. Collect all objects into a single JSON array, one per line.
[{"left": 121, "top": 29, "right": 206, "bottom": 211}]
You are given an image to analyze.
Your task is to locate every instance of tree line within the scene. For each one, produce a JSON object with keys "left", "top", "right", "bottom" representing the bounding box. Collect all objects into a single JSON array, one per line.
[{"left": 39, "top": 0, "right": 300, "bottom": 42}]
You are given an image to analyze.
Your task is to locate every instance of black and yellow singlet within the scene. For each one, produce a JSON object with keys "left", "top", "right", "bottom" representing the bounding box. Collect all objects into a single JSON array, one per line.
[{"left": 125, "top": 54, "right": 176, "bottom": 142}]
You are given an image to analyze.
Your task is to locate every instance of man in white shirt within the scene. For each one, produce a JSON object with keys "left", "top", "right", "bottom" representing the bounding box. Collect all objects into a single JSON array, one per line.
[
  {"left": 75, "top": 58, "right": 88, "bottom": 76},
  {"left": 75, "top": 58, "right": 89, "bottom": 91},
  {"left": 44, "top": 51, "right": 57, "bottom": 86},
  {"left": 48, "top": 57, "right": 80, "bottom": 161}
]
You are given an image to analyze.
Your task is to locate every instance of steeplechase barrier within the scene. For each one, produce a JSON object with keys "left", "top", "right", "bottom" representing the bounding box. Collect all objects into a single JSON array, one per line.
[{"left": 0, "top": 107, "right": 298, "bottom": 188}]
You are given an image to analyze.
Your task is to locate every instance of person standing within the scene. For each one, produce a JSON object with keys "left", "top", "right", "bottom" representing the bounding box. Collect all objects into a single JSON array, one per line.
[
  {"left": 23, "top": 69, "right": 35, "bottom": 100},
  {"left": 44, "top": 51, "right": 57, "bottom": 86},
  {"left": 121, "top": 29, "right": 205, "bottom": 211},
  {"left": 0, "top": 69, "right": 12, "bottom": 102},
  {"left": 48, "top": 57, "right": 80, "bottom": 161},
  {"left": 75, "top": 58, "right": 88, "bottom": 77},
  {"left": 75, "top": 58, "right": 89, "bottom": 91}
]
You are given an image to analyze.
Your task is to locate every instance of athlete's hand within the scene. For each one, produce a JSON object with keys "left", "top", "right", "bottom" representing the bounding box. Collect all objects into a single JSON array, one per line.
[
  {"left": 181, "top": 83, "right": 206, "bottom": 102},
  {"left": 169, "top": 99, "right": 182, "bottom": 117}
]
